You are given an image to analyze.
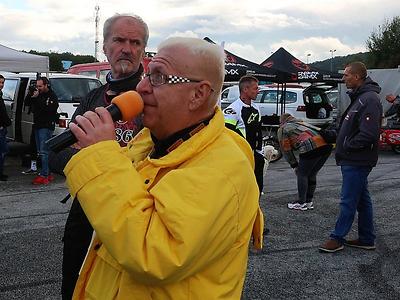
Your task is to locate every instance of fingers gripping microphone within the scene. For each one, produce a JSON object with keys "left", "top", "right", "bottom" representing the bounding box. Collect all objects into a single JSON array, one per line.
[{"left": 46, "top": 91, "right": 144, "bottom": 153}]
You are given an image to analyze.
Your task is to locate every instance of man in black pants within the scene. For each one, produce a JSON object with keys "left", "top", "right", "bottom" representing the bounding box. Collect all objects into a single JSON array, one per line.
[
  {"left": 223, "top": 75, "right": 264, "bottom": 195},
  {"left": 50, "top": 13, "right": 149, "bottom": 299}
]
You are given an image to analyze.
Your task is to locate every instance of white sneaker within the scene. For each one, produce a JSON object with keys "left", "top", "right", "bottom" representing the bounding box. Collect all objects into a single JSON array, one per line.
[
  {"left": 287, "top": 202, "right": 308, "bottom": 211},
  {"left": 306, "top": 202, "right": 314, "bottom": 210},
  {"left": 22, "top": 168, "right": 37, "bottom": 175}
]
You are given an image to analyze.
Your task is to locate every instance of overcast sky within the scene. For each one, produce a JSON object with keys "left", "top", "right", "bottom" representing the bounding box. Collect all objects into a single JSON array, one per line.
[{"left": 1, "top": 0, "right": 399, "bottom": 64}]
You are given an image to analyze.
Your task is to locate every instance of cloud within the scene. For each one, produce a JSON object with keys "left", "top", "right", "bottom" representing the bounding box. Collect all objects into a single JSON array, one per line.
[
  {"left": 1, "top": 0, "right": 399, "bottom": 66},
  {"left": 223, "top": 42, "right": 267, "bottom": 64},
  {"left": 270, "top": 37, "right": 366, "bottom": 63}
]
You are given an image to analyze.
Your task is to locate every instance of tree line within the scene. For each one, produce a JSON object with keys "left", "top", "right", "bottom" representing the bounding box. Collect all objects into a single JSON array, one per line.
[
  {"left": 312, "top": 16, "right": 400, "bottom": 72},
  {"left": 26, "top": 50, "right": 97, "bottom": 72}
]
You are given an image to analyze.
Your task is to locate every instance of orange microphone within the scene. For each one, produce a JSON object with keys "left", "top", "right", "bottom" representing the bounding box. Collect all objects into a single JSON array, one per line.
[{"left": 46, "top": 91, "right": 144, "bottom": 152}]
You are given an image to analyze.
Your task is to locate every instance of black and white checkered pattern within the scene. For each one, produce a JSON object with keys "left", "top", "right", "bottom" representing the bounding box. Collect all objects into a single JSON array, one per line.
[{"left": 167, "top": 75, "right": 193, "bottom": 84}]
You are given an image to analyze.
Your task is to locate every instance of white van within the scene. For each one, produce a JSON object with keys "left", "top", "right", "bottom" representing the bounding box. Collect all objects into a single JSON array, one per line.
[
  {"left": 1, "top": 72, "right": 101, "bottom": 144},
  {"left": 221, "top": 84, "right": 334, "bottom": 127}
]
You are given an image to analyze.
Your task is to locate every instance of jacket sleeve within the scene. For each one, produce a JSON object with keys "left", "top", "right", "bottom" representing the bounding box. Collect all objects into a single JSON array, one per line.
[
  {"left": 345, "top": 96, "right": 382, "bottom": 152},
  {"left": 24, "top": 94, "right": 33, "bottom": 107},
  {"left": 223, "top": 106, "right": 243, "bottom": 137},
  {"left": 256, "top": 107, "right": 263, "bottom": 151},
  {"left": 65, "top": 141, "right": 246, "bottom": 285},
  {"left": 49, "top": 91, "right": 93, "bottom": 175},
  {"left": 277, "top": 126, "right": 298, "bottom": 168}
]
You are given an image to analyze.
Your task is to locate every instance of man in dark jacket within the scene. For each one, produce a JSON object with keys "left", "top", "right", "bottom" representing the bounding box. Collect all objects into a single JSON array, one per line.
[
  {"left": 319, "top": 61, "right": 382, "bottom": 253},
  {"left": 0, "top": 74, "right": 12, "bottom": 181},
  {"left": 49, "top": 13, "right": 148, "bottom": 300},
  {"left": 24, "top": 76, "right": 59, "bottom": 185}
]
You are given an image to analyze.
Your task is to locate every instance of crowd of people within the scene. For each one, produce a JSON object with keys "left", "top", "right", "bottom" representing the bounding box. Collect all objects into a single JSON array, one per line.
[{"left": 0, "top": 12, "right": 399, "bottom": 300}]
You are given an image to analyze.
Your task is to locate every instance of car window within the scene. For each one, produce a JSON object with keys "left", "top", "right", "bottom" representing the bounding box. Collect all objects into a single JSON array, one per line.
[
  {"left": 50, "top": 78, "right": 102, "bottom": 103},
  {"left": 259, "top": 90, "right": 297, "bottom": 104},
  {"left": 284, "top": 91, "right": 297, "bottom": 104},
  {"left": 326, "top": 91, "right": 338, "bottom": 108},
  {"left": 2, "top": 78, "right": 18, "bottom": 101},
  {"left": 308, "top": 93, "right": 324, "bottom": 104},
  {"left": 254, "top": 91, "right": 263, "bottom": 103}
]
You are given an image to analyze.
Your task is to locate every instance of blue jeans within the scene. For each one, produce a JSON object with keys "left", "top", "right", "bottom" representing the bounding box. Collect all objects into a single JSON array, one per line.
[
  {"left": 0, "top": 127, "right": 8, "bottom": 175},
  {"left": 330, "top": 165, "right": 375, "bottom": 245},
  {"left": 35, "top": 128, "right": 53, "bottom": 177}
]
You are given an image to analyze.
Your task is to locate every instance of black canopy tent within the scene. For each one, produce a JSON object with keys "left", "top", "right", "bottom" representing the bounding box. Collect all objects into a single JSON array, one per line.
[
  {"left": 260, "top": 47, "right": 342, "bottom": 83},
  {"left": 203, "top": 37, "right": 289, "bottom": 83}
]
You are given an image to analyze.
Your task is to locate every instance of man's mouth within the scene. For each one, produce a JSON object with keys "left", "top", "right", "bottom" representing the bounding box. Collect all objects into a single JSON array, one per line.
[{"left": 118, "top": 57, "right": 133, "bottom": 63}]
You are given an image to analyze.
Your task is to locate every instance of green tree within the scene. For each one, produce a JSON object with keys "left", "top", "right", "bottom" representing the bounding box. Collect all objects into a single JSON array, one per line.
[
  {"left": 366, "top": 16, "right": 400, "bottom": 68},
  {"left": 26, "top": 50, "right": 96, "bottom": 71}
]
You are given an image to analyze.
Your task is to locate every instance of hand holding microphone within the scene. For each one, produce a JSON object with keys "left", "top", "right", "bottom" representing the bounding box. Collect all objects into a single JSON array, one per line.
[{"left": 46, "top": 91, "right": 144, "bottom": 152}]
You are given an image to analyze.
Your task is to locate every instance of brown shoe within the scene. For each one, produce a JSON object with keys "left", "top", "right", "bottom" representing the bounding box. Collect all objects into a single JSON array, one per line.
[
  {"left": 319, "top": 239, "right": 344, "bottom": 253},
  {"left": 344, "top": 239, "right": 375, "bottom": 250}
]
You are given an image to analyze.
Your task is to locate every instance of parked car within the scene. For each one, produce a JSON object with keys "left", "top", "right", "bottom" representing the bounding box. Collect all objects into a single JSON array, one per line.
[
  {"left": 221, "top": 84, "right": 334, "bottom": 127},
  {"left": 67, "top": 62, "right": 110, "bottom": 84},
  {"left": 0, "top": 72, "right": 102, "bottom": 144}
]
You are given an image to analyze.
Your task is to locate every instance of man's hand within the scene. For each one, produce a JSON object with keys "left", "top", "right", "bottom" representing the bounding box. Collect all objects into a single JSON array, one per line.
[
  {"left": 32, "top": 90, "right": 39, "bottom": 98},
  {"left": 69, "top": 107, "right": 115, "bottom": 148},
  {"left": 386, "top": 94, "right": 397, "bottom": 103}
]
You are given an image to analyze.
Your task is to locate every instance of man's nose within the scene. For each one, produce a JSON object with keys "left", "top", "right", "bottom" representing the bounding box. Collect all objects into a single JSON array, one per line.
[
  {"left": 121, "top": 41, "right": 132, "bottom": 53},
  {"left": 136, "top": 76, "right": 152, "bottom": 95}
]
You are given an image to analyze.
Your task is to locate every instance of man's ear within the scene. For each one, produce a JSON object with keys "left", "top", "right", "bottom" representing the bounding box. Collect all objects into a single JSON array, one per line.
[
  {"left": 188, "top": 82, "right": 212, "bottom": 111},
  {"left": 103, "top": 43, "right": 107, "bottom": 56}
]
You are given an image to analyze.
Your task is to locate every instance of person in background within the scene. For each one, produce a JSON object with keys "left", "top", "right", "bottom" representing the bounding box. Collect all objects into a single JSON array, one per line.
[
  {"left": 64, "top": 36, "right": 262, "bottom": 299},
  {"left": 0, "top": 74, "right": 12, "bottom": 181},
  {"left": 223, "top": 75, "right": 265, "bottom": 195},
  {"left": 384, "top": 93, "right": 400, "bottom": 119},
  {"left": 21, "top": 132, "right": 38, "bottom": 175},
  {"left": 278, "top": 113, "right": 332, "bottom": 211},
  {"left": 49, "top": 14, "right": 147, "bottom": 300},
  {"left": 319, "top": 61, "right": 382, "bottom": 253},
  {"left": 24, "top": 77, "right": 58, "bottom": 185},
  {"left": 22, "top": 88, "right": 38, "bottom": 175}
]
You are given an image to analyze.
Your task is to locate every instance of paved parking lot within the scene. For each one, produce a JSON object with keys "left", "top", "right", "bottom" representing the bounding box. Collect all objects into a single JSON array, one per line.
[{"left": 0, "top": 149, "right": 399, "bottom": 299}]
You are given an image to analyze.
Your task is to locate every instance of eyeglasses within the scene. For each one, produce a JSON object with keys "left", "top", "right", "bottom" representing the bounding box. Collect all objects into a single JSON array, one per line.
[{"left": 145, "top": 73, "right": 201, "bottom": 87}]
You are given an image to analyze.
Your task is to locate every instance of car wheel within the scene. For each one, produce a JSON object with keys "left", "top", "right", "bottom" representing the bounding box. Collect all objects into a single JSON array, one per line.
[{"left": 391, "top": 145, "right": 400, "bottom": 154}]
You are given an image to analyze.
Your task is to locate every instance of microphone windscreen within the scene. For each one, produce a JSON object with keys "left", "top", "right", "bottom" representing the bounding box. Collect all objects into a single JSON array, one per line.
[{"left": 111, "top": 91, "right": 144, "bottom": 121}]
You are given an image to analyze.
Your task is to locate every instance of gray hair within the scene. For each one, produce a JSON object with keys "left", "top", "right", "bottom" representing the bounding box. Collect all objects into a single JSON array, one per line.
[{"left": 103, "top": 14, "right": 149, "bottom": 46}]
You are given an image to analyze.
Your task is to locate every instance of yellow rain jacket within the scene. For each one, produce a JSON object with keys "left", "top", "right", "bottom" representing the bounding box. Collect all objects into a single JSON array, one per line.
[{"left": 65, "top": 108, "right": 263, "bottom": 299}]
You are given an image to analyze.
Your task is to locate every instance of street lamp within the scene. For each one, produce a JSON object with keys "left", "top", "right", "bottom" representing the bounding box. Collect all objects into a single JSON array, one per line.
[
  {"left": 306, "top": 53, "right": 311, "bottom": 64},
  {"left": 329, "top": 49, "right": 336, "bottom": 72}
]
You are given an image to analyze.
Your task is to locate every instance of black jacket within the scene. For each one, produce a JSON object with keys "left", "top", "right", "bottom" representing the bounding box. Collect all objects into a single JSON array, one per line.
[
  {"left": 335, "top": 77, "right": 382, "bottom": 167},
  {"left": 24, "top": 89, "right": 59, "bottom": 130},
  {"left": 0, "top": 91, "right": 11, "bottom": 128}
]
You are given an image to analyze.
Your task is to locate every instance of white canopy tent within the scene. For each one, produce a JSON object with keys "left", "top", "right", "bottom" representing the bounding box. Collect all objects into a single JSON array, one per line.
[{"left": 0, "top": 44, "right": 49, "bottom": 73}]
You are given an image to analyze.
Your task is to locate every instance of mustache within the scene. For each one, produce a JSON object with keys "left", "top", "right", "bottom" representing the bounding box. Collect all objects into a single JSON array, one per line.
[{"left": 117, "top": 55, "right": 134, "bottom": 62}]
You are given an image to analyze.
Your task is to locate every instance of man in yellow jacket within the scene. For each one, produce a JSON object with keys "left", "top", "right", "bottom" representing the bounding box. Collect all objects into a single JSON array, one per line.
[{"left": 65, "top": 37, "right": 263, "bottom": 299}]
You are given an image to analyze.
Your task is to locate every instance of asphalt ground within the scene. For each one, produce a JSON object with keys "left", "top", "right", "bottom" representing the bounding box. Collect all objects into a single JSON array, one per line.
[{"left": 1, "top": 146, "right": 399, "bottom": 299}]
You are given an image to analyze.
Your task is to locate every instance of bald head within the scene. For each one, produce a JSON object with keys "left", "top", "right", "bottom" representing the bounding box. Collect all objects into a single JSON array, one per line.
[{"left": 158, "top": 37, "right": 225, "bottom": 107}]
